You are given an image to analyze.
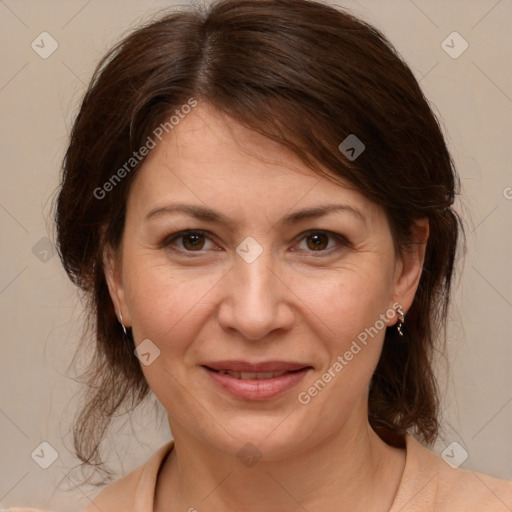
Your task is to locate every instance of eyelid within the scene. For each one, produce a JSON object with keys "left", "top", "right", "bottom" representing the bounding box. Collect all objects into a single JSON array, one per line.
[{"left": 160, "top": 228, "right": 351, "bottom": 256}]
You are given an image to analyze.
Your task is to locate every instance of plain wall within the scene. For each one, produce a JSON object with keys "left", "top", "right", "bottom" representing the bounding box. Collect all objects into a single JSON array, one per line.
[{"left": 0, "top": 0, "right": 511, "bottom": 510}]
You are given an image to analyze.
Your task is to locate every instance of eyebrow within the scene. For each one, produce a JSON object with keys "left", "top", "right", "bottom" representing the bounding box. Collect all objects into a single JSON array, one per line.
[{"left": 144, "top": 202, "right": 366, "bottom": 228}]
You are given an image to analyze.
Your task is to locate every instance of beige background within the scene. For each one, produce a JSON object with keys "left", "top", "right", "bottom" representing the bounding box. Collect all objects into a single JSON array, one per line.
[{"left": 0, "top": 0, "right": 511, "bottom": 510}]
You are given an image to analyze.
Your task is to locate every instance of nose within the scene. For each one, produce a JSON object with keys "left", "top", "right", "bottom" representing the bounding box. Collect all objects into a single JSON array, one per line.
[{"left": 216, "top": 249, "right": 295, "bottom": 341}]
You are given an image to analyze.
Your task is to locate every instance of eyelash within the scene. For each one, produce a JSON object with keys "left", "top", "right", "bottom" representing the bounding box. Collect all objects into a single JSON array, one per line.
[{"left": 159, "top": 229, "right": 350, "bottom": 257}]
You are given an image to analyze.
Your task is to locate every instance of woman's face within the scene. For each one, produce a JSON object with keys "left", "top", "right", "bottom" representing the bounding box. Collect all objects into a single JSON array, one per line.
[{"left": 105, "top": 103, "right": 426, "bottom": 459}]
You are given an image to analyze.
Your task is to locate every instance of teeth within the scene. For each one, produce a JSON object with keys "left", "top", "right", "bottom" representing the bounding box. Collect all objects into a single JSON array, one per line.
[{"left": 218, "top": 370, "right": 289, "bottom": 379}]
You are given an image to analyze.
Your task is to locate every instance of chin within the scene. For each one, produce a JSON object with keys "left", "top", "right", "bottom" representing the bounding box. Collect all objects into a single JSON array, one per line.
[{"left": 203, "top": 415, "right": 311, "bottom": 462}]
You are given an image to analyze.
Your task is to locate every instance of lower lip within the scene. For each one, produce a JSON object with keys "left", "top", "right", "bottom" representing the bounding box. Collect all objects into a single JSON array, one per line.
[{"left": 203, "top": 366, "right": 311, "bottom": 401}]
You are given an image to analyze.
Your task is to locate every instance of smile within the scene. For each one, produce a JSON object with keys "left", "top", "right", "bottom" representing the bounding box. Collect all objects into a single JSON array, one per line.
[
  {"left": 202, "top": 363, "right": 312, "bottom": 400},
  {"left": 214, "top": 369, "right": 292, "bottom": 379}
]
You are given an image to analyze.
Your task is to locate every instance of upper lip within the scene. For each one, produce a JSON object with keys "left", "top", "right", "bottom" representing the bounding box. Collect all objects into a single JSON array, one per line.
[{"left": 202, "top": 360, "right": 311, "bottom": 373}]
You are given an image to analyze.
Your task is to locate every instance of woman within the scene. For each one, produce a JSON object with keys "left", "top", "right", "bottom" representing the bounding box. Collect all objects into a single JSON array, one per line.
[{"left": 7, "top": 0, "right": 511, "bottom": 510}]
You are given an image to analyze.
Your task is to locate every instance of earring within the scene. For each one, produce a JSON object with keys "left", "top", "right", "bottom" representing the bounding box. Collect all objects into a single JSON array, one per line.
[
  {"left": 119, "top": 310, "right": 127, "bottom": 336},
  {"left": 396, "top": 305, "right": 405, "bottom": 336}
]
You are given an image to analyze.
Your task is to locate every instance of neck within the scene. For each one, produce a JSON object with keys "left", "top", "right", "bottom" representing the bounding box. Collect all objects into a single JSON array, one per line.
[{"left": 155, "top": 407, "right": 406, "bottom": 512}]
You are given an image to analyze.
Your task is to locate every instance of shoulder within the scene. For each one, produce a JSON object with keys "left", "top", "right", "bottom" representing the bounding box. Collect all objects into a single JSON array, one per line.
[
  {"left": 81, "top": 440, "right": 174, "bottom": 512},
  {"left": 0, "top": 509, "right": 54, "bottom": 512},
  {"left": 391, "top": 434, "right": 512, "bottom": 511},
  {"left": 0, "top": 440, "right": 172, "bottom": 512}
]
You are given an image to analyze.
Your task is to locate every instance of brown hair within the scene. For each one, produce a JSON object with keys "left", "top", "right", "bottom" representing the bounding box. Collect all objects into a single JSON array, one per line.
[{"left": 54, "top": 0, "right": 462, "bottom": 484}]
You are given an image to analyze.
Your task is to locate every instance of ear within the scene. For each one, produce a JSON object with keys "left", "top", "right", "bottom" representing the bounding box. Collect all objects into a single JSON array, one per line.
[
  {"left": 103, "top": 243, "right": 131, "bottom": 327},
  {"left": 390, "top": 218, "right": 429, "bottom": 316}
]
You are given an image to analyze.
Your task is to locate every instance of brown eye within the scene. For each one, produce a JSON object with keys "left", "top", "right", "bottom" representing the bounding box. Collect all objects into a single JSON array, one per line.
[
  {"left": 181, "top": 232, "right": 206, "bottom": 251},
  {"left": 161, "top": 230, "right": 215, "bottom": 253},
  {"left": 305, "top": 233, "right": 329, "bottom": 251},
  {"left": 296, "top": 230, "right": 349, "bottom": 255}
]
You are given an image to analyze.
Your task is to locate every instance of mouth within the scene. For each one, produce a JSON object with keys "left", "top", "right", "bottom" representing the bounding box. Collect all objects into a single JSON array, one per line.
[
  {"left": 201, "top": 361, "right": 312, "bottom": 400},
  {"left": 205, "top": 368, "right": 306, "bottom": 380}
]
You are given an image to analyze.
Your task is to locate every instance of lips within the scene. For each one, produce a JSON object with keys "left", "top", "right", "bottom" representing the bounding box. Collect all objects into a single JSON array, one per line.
[
  {"left": 202, "top": 360, "right": 310, "bottom": 373},
  {"left": 214, "top": 369, "right": 291, "bottom": 380},
  {"left": 202, "top": 360, "right": 312, "bottom": 400}
]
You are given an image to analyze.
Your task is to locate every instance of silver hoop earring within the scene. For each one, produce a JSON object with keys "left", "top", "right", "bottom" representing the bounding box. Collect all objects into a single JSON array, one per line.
[
  {"left": 119, "top": 310, "right": 127, "bottom": 336},
  {"left": 396, "top": 305, "right": 405, "bottom": 336}
]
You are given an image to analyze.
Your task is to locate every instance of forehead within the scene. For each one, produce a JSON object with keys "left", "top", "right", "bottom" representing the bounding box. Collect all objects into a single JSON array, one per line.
[
  {"left": 141, "top": 103, "right": 321, "bottom": 180},
  {"left": 127, "top": 103, "right": 379, "bottom": 223}
]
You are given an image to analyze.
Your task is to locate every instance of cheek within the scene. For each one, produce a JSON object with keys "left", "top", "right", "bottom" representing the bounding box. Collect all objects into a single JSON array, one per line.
[
  {"left": 289, "top": 259, "right": 394, "bottom": 409},
  {"left": 123, "top": 254, "right": 220, "bottom": 350},
  {"left": 296, "top": 279, "right": 390, "bottom": 421},
  {"left": 291, "top": 258, "right": 394, "bottom": 345},
  {"left": 122, "top": 258, "right": 216, "bottom": 407}
]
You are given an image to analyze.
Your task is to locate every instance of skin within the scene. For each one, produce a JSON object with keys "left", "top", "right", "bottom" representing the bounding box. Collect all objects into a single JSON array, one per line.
[{"left": 104, "top": 102, "right": 429, "bottom": 511}]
